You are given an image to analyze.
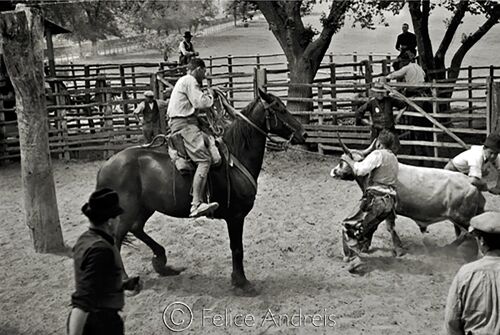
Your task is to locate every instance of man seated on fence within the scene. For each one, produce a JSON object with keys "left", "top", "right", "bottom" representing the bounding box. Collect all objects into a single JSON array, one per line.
[
  {"left": 355, "top": 83, "right": 407, "bottom": 153},
  {"left": 444, "top": 133, "right": 500, "bottom": 194},
  {"left": 179, "top": 31, "right": 199, "bottom": 66},
  {"left": 444, "top": 211, "right": 500, "bottom": 335},
  {"left": 395, "top": 23, "right": 417, "bottom": 59},
  {"left": 133, "top": 90, "right": 168, "bottom": 143},
  {"left": 340, "top": 130, "right": 400, "bottom": 273},
  {"left": 385, "top": 52, "right": 427, "bottom": 97},
  {"left": 167, "top": 58, "right": 219, "bottom": 218}
]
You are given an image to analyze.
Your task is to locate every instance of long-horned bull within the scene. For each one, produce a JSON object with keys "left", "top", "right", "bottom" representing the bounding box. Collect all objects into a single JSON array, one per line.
[{"left": 330, "top": 137, "right": 485, "bottom": 257}]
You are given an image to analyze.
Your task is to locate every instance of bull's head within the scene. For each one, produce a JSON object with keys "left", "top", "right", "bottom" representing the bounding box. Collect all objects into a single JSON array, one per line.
[{"left": 330, "top": 136, "right": 377, "bottom": 180}]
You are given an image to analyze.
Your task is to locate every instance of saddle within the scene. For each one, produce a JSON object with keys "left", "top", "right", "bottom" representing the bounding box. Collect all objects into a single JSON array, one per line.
[{"left": 167, "top": 132, "right": 224, "bottom": 175}]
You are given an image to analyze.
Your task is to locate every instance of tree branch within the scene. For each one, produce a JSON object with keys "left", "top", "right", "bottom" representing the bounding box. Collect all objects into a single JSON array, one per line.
[
  {"left": 305, "top": 0, "right": 349, "bottom": 72},
  {"left": 435, "top": 0, "right": 468, "bottom": 63},
  {"left": 449, "top": 5, "right": 500, "bottom": 79}
]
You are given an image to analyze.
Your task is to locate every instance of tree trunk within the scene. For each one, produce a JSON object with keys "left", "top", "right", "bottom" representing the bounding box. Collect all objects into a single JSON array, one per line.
[
  {"left": 90, "top": 39, "right": 98, "bottom": 56},
  {"left": 287, "top": 56, "right": 314, "bottom": 123},
  {"left": 0, "top": 7, "right": 65, "bottom": 253}
]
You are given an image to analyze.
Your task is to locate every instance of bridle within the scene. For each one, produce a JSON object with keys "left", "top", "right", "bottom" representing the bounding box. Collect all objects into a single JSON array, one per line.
[{"left": 233, "top": 97, "right": 301, "bottom": 150}]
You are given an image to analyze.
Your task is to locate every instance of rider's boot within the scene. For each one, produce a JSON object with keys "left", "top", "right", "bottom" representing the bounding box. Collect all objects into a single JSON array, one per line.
[{"left": 190, "top": 161, "right": 219, "bottom": 218}]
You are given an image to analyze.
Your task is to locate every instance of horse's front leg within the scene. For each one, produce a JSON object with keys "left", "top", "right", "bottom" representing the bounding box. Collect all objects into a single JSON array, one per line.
[{"left": 225, "top": 216, "right": 258, "bottom": 296}]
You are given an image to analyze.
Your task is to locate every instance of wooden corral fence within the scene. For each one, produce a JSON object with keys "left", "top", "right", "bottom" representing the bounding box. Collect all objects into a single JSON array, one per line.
[{"left": 1, "top": 52, "right": 499, "bottom": 164}]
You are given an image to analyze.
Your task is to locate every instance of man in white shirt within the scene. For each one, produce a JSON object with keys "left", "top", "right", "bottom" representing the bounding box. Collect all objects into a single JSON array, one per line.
[
  {"left": 444, "top": 211, "right": 500, "bottom": 335},
  {"left": 133, "top": 91, "right": 168, "bottom": 143},
  {"left": 340, "top": 130, "right": 400, "bottom": 273},
  {"left": 444, "top": 133, "right": 500, "bottom": 194},
  {"left": 386, "top": 53, "right": 426, "bottom": 97},
  {"left": 167, "top": 58, "right": 218, "bottom": 218}
]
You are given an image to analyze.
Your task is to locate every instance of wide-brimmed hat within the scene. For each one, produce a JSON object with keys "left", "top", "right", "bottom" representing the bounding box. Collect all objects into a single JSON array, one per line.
[
  {"left": 184, "top": 31, "right": 193, "bottom": 38},
  {"left": 469, "top": 212, "right": 500, "bottom": 234},
  {"left": 484, "top": 133, "right": 500, "bottom": 152},
  {"left": 370, "top": 83, "right": 389, "bottom": 94},
  {"left": 82, "top": 188, "right": 124, "bottom": 223},
  {"left": 143, "top": 90, "right": 154, "bottom": 98}
]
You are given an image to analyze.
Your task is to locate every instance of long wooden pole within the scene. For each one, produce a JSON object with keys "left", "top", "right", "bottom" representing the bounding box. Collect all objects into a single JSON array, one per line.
[
  {"left": 382, "top": 83, "right": 468, "bottom": 149},
  {"left": 0, "top": 7, "right": 65, "bottom": 253}
]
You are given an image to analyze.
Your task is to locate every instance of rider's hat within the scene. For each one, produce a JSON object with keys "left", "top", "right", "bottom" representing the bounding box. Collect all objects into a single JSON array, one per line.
[
  {"left": 184, "top": 31, "right": 193, "bottom": 38},
  {"left": 82, "top": 188, "right": 124, "bottom": 224}
]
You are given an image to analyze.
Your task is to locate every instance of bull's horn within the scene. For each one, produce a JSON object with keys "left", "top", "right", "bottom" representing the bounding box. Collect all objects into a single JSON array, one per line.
[
  {"left": 361, "top": 139, "right": 377, "bottom": 157},
  {"left": 337, "top": 133, "right": 353, "bottom": 159}
]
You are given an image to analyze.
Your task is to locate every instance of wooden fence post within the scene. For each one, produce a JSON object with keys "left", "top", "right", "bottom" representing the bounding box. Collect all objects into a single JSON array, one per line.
[
  {"left": 256, "top": 53, "right": 261, "bottom": 69},
  {"left": 227, "top": 54, "right": 234, "bottom": 106},
  {"left": 254, "top": 67, "right": 267, "bottom": 96},
  {"left": 104, "top": 90, "right": 114, "bottom": 158},
  {"left": 364, "top": 60, "right": 373, "bottom": 95},
  {"left": 207, "top": 56, "right": 213, "bottom": 87},
  {"left": 488, "top": 79, "right": 500, "bottom": 134},
  {"left": 468, "top": 66, "right": 473, "bottom": 128},
  {"left": 0, "top": 6, "right": 65, "bottom": 253},
  {"left": 54, "top": 83, "right": 69, "bottom": 160},
  {"left": 317, "top": 83, "right": 324, "bottom": 154},
  {"left": 431, "top": 81, "right": 439, "bottom": 159},
  {"left": 330, "top": 63, "right": 337, "bottom": 125},
  {"left": 119, "top": 65, "right": 130, "bottom": 138},
  {"left": 0, "top": 101, "right": 6, "bottom": 165},
  {"left": 84, "top": 64, "right": 95, "bottom": 133},
  {"left": 352, "top": 52, "right": 358, "bottom": 74}
]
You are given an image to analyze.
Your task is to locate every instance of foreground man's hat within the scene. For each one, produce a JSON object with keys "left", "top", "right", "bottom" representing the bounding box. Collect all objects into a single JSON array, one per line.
[
  {"left": 484, "top": 133, "right": 500, "bottom": 152},
  {"left": 82, "top": 188, "right": 124, "bottom": 222},
  {"left": 469, "top": 211, "right": 500, "bottom": 234},
  {"left": 143, "top": 90, "right": 154, "bottom": 98}
]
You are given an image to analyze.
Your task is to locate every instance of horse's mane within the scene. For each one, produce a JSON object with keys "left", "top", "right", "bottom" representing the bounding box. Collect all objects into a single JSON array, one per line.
[{"left": 223, "top": 98, "right": 261, "bottom": 156}]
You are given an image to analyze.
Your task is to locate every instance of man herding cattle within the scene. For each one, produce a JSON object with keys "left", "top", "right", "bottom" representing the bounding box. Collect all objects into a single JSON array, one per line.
[
  {"left": 355, "top": 83, "right": 407, "bottom": 153},
  {"left": 444, "top": 211, "right": 500, "bottom": 335},
  {"left": 167, "top": 58, "right": 219, "bottom": 218},
  {"left": 337, "top": 130, "right": 399, "bottom": 273},
  {"left": 444, "top": 133, "right": 500, "bottom": 194},
  {"left": 68, "top": 189, "right": 141, "bottom": 335},
  {"left": 133, "top": 90, "right": 168, "bottom": 143}
]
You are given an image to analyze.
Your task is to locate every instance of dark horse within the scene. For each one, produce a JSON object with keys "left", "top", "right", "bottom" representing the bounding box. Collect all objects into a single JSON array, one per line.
[{"left": 95, "top": 89, "right": 307, "bottom": 294}]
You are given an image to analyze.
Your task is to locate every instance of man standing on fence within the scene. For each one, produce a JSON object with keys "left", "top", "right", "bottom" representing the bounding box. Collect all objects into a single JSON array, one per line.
[
  {"left": 355, "top": 83, "right": 407, "bottom": 153},
  {"left": 167, "top": 58, "right": 219, "bottom": 218},
  {"left": 133, "top": 90, "right": 168, "bottom": 143},
  {"left": 178, "top": 31, "right": 199, "bottom": 66},
  {"left": 444, "top": 133, "right": 500, "bottom": 194},
  {"left": 395, "top": 23, "right": 417, "bottom": 59}
]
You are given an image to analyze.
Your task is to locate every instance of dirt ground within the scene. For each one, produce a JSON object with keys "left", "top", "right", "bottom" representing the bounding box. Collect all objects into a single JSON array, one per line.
[{"left": 1, "top": 151, "right": 500, "bottom": 335}]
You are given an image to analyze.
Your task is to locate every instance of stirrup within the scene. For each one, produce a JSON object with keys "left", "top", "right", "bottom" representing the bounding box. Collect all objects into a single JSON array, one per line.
[{"left": 189, "top": 202, "right": 219, "bottom": 218}]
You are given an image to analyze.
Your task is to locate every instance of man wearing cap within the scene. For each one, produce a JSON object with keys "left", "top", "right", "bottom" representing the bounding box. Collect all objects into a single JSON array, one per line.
[
  {"left": 167, "top": 58, "right": 218, "bottom": 218},
  {"left": 385, "top": 52, "right": 427, "bottom": 97},
  {"left": 444, "top": 133, "right": 500, "bottom": 194},
  {"left": 133, "top": 91, "right": 168, "bottom": 143},
  {"left": 67, "top": 188, "right": 142, "bottom": 335},
  {"left": 444, "top": 211, "right": 500, "bottom": 335},
  {"left": 355, "top": 83, "right": 407, "bottom": 153},
  {"left": 179, "top": 31, "right": 199, "bottom": 66}
]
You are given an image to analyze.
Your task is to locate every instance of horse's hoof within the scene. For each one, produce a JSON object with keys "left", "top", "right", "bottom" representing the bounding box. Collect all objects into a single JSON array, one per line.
[{"left": 233, "top": 281, "right": 259, "bottom": 297}]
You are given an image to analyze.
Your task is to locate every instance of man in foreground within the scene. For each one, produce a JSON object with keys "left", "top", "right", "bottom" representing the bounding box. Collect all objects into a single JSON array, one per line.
[
  {"left": 68, "top": 189, "right": 141, "bottom": 335},
  {"left": 340, "top": 130, "right": 400, "bottom": 273},
  {"left": 444, "top": 133, "right": 500, "bottom": 194},
  {"left": 444, "top": 211, "right": 500, "bottom": 335},
  {"left": 167, "top": 58, "right": 219, "bottom": 218}
]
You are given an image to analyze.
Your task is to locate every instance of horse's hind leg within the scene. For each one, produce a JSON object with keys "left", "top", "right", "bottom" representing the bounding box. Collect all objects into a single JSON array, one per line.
[{"left": 132, "top": 228, "right": 185, "bottom": 276}]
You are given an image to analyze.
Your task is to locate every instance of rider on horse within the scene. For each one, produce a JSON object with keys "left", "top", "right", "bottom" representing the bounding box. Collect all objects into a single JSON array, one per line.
[{"left": 167, "top": 58, "right": 219, "bottom": 218}]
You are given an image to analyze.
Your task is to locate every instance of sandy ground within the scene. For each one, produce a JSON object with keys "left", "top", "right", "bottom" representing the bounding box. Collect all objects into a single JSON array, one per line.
[{"left": 1, "top": 150, "right": 500, "bottom": 335}]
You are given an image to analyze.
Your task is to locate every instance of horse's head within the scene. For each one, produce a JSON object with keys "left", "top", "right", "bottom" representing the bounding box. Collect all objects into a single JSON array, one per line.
[
  {"left": 256, "top": 88, "right": 307, "bottom": 144},
  {"left": 330, "top": 136, "right": 377, "bottom": 181}
]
